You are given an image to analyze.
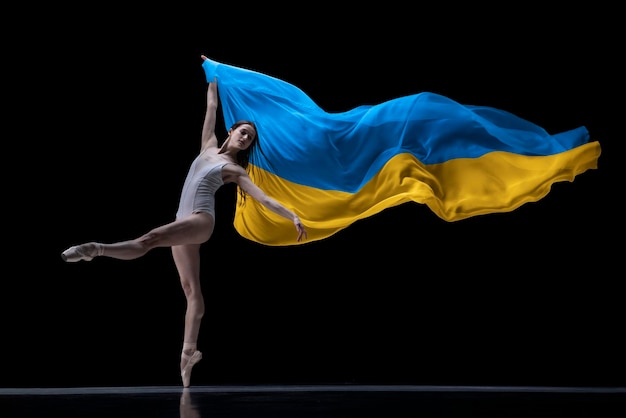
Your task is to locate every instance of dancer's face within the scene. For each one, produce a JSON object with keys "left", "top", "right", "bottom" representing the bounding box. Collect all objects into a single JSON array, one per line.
[{"left": 231, "top": 124, "right": 256, "bottom": 150}]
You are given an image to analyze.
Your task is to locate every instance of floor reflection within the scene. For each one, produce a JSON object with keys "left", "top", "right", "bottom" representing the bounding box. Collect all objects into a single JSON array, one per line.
[
  {"left": 179, "top": 389, "right": 200, "bottom": 418},
  {"left": 1, "top": 385, "right": 624, "bottom": 418}
]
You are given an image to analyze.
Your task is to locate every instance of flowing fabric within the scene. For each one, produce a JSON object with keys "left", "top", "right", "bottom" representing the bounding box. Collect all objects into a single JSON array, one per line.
[{"left": 202, "top": 58, "right": 601, "bottom": 246}]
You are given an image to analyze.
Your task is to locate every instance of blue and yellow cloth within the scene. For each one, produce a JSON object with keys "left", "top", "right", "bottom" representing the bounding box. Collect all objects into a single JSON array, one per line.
[{"left": 202, "top": 58, "right": 601, "bottom": 246}]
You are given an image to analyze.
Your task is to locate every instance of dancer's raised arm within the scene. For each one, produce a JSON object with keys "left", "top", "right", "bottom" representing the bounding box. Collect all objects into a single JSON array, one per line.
[{"left": 201, "top": 78, "right": 219, "bottom": 151}]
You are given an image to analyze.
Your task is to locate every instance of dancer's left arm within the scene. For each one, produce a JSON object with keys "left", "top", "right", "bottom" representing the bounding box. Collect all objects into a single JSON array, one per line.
[{"left": 232, "top": 167, "right": 307, "bottom": 242}]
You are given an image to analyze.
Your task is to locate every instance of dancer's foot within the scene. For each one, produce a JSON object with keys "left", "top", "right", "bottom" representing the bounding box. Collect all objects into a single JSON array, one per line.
[
  {"left": 61, "top": 243, "right": 102, "bottom": 262},
  {"left": 181, "top": 350, "right": 202, "bottom": 388}
]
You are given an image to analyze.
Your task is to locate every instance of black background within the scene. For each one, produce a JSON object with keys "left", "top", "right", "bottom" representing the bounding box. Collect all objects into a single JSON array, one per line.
[{"left": 5, "top": 5, "right": 623, "bottom": 389}]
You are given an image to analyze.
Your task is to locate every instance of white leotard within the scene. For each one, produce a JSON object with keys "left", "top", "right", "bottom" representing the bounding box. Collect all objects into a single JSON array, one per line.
[{"left": 176, "top": 156, "right": 230, "bottom": 220}]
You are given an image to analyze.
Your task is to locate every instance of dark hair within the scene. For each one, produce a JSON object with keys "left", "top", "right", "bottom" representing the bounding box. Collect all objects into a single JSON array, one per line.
[
  {"left": 229, "top": 120, "right": 257, "bottom": 169},
  {"left": 227, "top": 120, "right": 268, "bottom": 205}
]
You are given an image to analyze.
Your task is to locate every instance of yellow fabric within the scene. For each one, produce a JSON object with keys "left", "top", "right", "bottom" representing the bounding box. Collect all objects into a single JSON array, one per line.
[{"left": 233, "top": 141, "right": 601, "bottom": 246}]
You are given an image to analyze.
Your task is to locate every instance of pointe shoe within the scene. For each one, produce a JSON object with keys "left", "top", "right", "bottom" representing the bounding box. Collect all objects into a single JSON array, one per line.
[
  {"left": 181, "top": 350, "right": 202, "bottom": 388},
  {"left": 61, "top": 243, "right": 100, "bottom": 262}
]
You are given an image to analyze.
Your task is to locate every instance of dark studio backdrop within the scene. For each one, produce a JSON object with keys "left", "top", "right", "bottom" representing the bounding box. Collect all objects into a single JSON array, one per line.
[{"left": 5, "top": 5, "right": 623, "bottom": 389}]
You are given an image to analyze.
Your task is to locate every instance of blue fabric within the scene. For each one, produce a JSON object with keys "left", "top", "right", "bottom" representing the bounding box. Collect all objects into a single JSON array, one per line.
[{"left": 203, "top": 58, "right": 590, "bottom": 193}]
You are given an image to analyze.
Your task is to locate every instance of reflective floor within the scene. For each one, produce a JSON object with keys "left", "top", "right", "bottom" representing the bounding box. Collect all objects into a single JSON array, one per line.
[{"left": 2, "top": 385, "right": 625, "bottom": 418}]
